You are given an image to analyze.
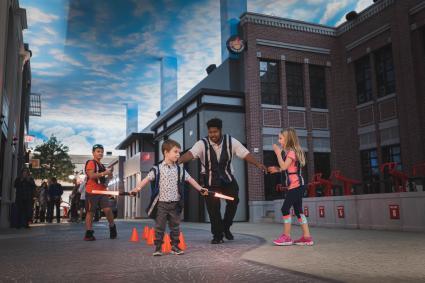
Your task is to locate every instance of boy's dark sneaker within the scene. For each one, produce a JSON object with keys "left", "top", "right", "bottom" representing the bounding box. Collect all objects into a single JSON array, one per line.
[
  {"left": 109, "top": 224, "right": 117, "bottom": 239},
  {"left": 224, "top": 229, "right": 234, "bottom": 240},
  {"left": 84, "top": 230, "right": 96, "bottom": 241},
  {"left": 153, "top": 245, "right": 163, "bottom": 256},
  {"left": 211, "top": 237, "right": 224, "bottom": 244},
  {"left": 171, "top": 246, "right": 184, "bottom": 255}
]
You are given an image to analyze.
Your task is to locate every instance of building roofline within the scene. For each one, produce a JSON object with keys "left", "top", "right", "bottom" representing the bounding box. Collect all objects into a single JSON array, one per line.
[
  {"left": 336, "top": 0, "right": 395, "bottom": 35},
  {"left": 240, "top": 0, "right": 395, "bottom": 37},
  {"left": 115, "top": 132, "right": 153, "bottom": 150},
  {"left": 149, "top": 88, "right": 244, "bottom": 131}
]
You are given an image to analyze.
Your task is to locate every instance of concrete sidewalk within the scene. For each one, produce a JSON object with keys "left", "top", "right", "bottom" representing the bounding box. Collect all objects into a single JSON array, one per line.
[{"left": 183, "top": 221, "right": 425, "bottom": 282}]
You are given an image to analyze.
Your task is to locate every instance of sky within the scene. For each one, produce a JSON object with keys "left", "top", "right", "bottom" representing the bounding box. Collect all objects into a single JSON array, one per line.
[{"left": 21, "top": 0, "right": 373, "bottom": 155}]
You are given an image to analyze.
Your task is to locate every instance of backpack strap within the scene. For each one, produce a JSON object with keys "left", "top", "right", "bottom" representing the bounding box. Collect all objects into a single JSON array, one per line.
[
  {"left": 201, "top": 138, "right": 211, "bottom": 186},
  {"left": 151, "top": 165, "right": 160, "bottom": 191}
]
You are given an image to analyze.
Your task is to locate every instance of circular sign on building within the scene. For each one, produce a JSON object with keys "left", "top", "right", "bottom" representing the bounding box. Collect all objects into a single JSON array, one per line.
[{"left": 226, "top": 35, "right": 245, "bottom": 54}]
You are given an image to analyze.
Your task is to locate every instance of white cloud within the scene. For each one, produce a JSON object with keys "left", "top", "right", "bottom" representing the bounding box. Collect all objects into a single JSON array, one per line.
[
  {"left": 25, "top": 6, "right": 59, "bottom": 25},
  {"left": 173, "top": 0, "right": 221, "bottom": 97},
  {"left": 355, "top": 0, "right": 374, "bottom": 12},
  {"left": 320, "top": 0, "right": 350, "bottom": 24},
  {"left": 30, "top": 105, "right": 127, "bottom": 155},
  {"left": 84, "top": 52, "right": 116, "bottom": 66},
  {"left": 49, "top": 49, "right": 83, "bottom": 67},
  {"left": 31, "top": 62, "right": 56, "bottom": 69},
  {"left": 33, "top": 70, "right": 68, "bottom": 77},
  {"left": 248, "top": 0, "right": 298, "bottom": 17},
  {"left": 42, "top": 26, "right": 58, "bottom": 37}
]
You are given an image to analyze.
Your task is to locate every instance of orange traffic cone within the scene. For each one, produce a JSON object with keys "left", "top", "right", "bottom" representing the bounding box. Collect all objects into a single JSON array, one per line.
[
  {"left": 146, "top": 228, "right": 155, "bottom": 245},
  {"left": 162, "top": 233, "right": 172, "bottom": 253},
  {"left": 142, "top": 226, "right": 149, "bottom": 240},
  {"left": 129, "top": 228, "right": 139, "bottom": 242},
  {"left": 178, "top": 232, "right": 187, "bottom": 250}
]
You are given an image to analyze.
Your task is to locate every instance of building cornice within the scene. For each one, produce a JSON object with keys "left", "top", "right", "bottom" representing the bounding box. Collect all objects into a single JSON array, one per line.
[
  {"left": 240, "top": 12, "right": 336, "bottom": 37},
  {"left": 336, "top": 0, "right": 395, "bottom": 35},
  {"left": 409, "top": 1, "right": 425, "bottom": 15},
  {"left": 240, "top": 0, "right": 395, "bottom": 37}
]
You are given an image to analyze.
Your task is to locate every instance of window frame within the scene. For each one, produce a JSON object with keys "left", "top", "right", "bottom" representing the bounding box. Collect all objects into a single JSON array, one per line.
[
  {"left": 355, "top": 55, "right": 373, "bottom": 105},
  {"left": 260, "top": 60, "right": 281, "bottom": 105},
  {"left": 309, "top": 65, "right": 327, "bottom": 109},
  {"left": 286, "top": 62, "right": 305, "bottom": 107}
]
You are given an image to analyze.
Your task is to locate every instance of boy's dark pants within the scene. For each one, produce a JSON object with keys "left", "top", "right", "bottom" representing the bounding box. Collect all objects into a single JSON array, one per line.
[{"left": 154, "top": 201, "right": 181, "bottom": 247}]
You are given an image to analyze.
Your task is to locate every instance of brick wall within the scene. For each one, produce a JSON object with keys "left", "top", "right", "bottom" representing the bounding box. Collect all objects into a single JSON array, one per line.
[{"left": 241, "top": 0, "right": 425, "bottom": 201}]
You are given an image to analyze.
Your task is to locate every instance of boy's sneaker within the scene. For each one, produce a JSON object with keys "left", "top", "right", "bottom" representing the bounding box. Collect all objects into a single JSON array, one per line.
[
  {"left": 109, "top": 224, "right": 117, "bottom": 239},
  {"left": 273, "top": 234, "right": 293, "bottom": 246},
  {"left": 84, "top": 230, "right": 96, "bottom": 241},
  {"left": 211, "top": 237, "right": 224, "bottom": 244},
  {"left": 171, "top": 246, "right": 185, "bottom": 255},
  {"left": 152, "top": 246, "right": 163, "bottom": 256},
  {"left": 294, "top": 236, "right": 314, "bottom": 246}
]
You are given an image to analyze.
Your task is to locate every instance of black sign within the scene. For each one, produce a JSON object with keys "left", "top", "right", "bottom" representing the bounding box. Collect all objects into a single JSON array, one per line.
[{"left": 226, "top": 35, "right": 245, "bottom": 54}]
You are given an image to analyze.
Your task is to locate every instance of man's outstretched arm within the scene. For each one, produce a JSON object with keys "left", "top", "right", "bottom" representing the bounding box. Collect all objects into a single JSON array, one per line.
[
  {"left": 178, "top": 151, "right": 195, "bottom": 164},
  {"left": 244, "top": 153, "right": 267, "bottom": 173}
]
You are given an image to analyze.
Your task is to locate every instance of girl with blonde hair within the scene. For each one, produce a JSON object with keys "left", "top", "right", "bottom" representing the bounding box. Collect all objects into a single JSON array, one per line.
[{"left": 269, "top": 128, "right": 313, "bottom": 246}]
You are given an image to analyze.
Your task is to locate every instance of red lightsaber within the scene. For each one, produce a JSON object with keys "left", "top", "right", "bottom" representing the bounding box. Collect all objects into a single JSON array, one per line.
[
  {"left": 91, "top": 190, "right": 131, "bottom": 196},
  {"left": 201, "top": 189, "right": 234, "bottom": 201}
]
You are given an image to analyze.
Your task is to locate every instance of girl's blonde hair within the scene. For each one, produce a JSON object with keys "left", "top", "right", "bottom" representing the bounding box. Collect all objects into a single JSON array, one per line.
[{"left": 281, "top": 128, "right": 306, "bottom": 167}]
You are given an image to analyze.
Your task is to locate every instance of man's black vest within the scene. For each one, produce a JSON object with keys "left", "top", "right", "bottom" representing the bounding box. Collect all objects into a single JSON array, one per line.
[{"left": 201, "top": 134, "right": 234, "bottom": 187}]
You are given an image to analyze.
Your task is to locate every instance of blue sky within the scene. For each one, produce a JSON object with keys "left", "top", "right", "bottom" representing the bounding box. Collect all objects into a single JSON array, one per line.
[{"left": 21, "top": 0, "right": 373, "bottom": 155}]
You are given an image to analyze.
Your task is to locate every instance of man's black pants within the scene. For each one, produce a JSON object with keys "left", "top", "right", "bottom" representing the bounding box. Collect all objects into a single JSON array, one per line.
[
  {"left": 205, "top": 180, "right": 240, "bottom": 240},
  {"left": 47, "top": 198, "right": 61, "bottom": 223}
]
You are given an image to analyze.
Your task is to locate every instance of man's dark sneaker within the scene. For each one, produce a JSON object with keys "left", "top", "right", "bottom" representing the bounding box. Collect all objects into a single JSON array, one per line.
[
  {"left": 152, "top": 245, "right": 163, "bottom": 256},
  {"left": 224, "top": 229, "right": 234, "bottom": 240},
  {"left": 109, "top": 224, "right": 117, "bottom": 239},
  {"left": 211, "top": 238, "right": 224, "bottom": 244},
  {"left": 84, "top": 230, "right": 96, "bottom": 241},
  {"left": 171, "top": 246, "right": 185, "bottom": 255}
]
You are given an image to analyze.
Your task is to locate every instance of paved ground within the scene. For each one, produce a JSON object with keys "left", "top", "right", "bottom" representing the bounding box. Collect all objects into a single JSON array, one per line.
[
  {"left": 0, "top": 221, "right": 329, "bottom": 283},
  {"left": 0, "top": 220, "right": 424, "bottom": 282}
]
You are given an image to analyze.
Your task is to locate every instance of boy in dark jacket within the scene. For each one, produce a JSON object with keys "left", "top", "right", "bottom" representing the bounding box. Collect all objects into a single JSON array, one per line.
[{"left": 130, "top": 139, "right": 207, "bottom": 256}]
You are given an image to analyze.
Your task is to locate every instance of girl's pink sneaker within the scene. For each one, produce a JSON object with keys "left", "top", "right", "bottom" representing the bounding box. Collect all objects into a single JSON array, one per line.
[
  {"left": 273, "top": 234, "right": 293, "bottom": 246},
  {"left": 293, "top": 236, "right": 314, "bottom": 246}
]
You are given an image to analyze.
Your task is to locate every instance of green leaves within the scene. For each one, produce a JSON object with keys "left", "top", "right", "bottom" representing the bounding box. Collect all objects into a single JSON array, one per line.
[{"left": 31, "top": 136, "right": 75, "bottom": 181}]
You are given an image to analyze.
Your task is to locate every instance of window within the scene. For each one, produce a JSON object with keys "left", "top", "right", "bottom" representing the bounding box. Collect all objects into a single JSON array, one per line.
[
  {"left": 260, "top": 61, "right": 280, "bottom": 105},
  {"left": 355, "top": 56, "right": 372, "bottom": 104},
  {"left": 168, "top": 128, "right": 184, "bottom": 149},
  {"left": 382, "top": 144, "right": 401, "bottom": 170},
  {"left": 360, "top": 149, "right": 379, "bottom": 181},
  {"left": 263, "top": 150, "right": 284, "bottom": 200},
  {"left": 309, "top": 65, "right": 327, "bottom": 109},
  {"left": 286, "top": 62, "right": 304, "bottom": 107},
  {"left": 375, "top": 45, "right": 395, "bottom": 97},
  {"left": 313, "top": 152, "right": 331, "bottom": 179}
]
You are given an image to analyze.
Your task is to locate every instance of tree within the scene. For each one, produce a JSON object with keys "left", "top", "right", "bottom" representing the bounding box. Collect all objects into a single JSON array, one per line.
[{"left": 31, "top": 136, "right": 75, "bottom": 181}]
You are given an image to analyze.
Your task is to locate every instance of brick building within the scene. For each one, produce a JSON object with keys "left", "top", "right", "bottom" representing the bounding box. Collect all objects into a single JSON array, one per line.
[{"left": 241, "top": 0, "right": 425, "bottom": 210}]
